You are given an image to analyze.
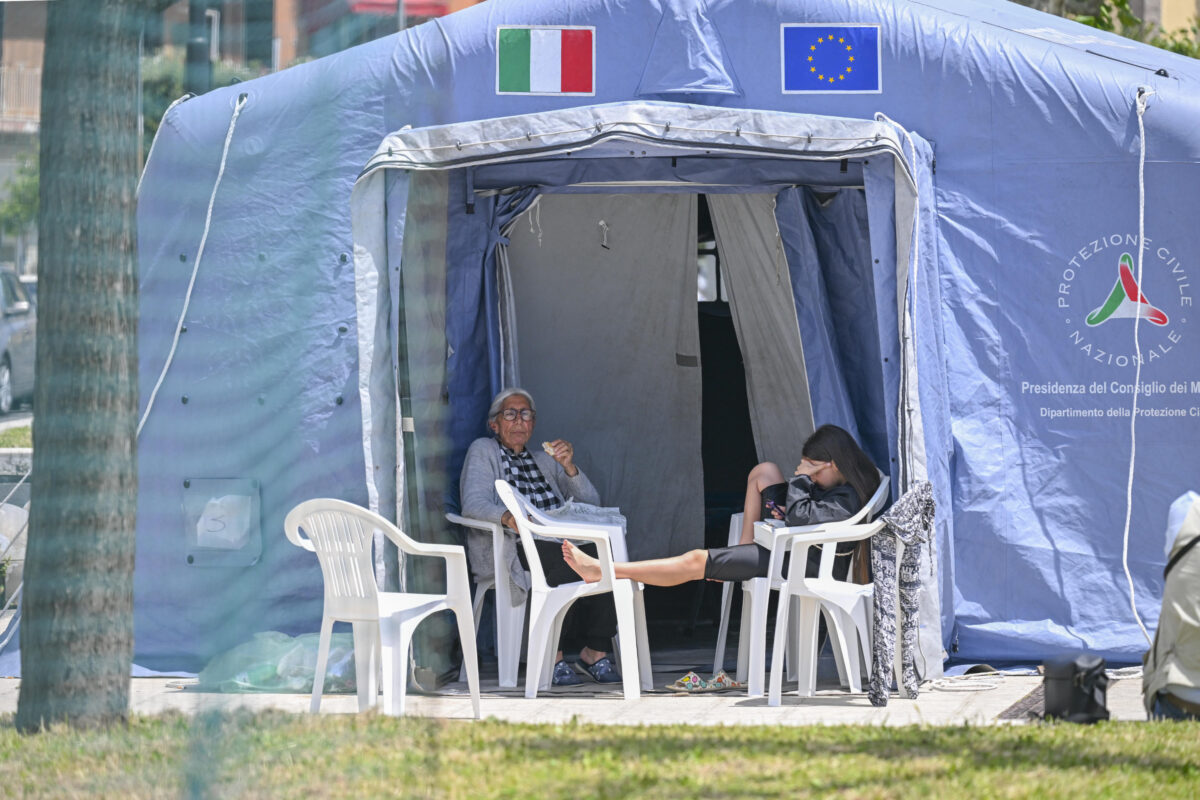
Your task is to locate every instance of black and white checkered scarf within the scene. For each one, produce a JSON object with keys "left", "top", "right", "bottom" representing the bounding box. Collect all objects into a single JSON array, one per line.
[{"left": 498, "top": 441, "right": 561, "bottom": 511}]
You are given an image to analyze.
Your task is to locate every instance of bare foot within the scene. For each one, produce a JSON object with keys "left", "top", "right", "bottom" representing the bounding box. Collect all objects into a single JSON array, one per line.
[{"left": 561, "top": 540, "right": 602, "bottom": 583}]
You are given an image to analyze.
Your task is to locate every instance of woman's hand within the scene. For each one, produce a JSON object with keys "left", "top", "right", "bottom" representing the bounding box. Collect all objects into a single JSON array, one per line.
[
  {"left": 545, "top": 439, "right": 579, "bottom": 477},
  {"left": 794, "top": 457, "right": 829, "bottom": 478},
  {"left": 501, "top": 511, "right": 516, "bottom": 530},
  {"left": 765, "top": 499, "right": 786, "bottom": 520}
]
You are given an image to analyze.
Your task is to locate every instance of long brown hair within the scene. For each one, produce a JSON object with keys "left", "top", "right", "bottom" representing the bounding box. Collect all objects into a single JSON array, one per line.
[{"left": 801, "top": 424, "right": 879, "bottom": 508}]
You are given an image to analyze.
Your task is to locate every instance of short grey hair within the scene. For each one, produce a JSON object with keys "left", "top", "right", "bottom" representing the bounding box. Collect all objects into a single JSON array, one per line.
[{"left": 487, "top": 388, "right": 536, "bottom": 423}]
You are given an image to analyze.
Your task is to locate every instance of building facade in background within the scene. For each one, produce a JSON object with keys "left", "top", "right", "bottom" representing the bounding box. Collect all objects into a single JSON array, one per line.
[
  {"left": 0, "top": 1, "right": 45, "bottom": 272},
  {"left": 0, "top": 0, "right": 485, "bottom": 273}
]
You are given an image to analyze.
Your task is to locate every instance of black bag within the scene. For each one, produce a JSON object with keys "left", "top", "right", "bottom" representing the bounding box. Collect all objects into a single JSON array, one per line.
[{"left": 1043, "top": 654, "right": 1110, "bottom": 723}]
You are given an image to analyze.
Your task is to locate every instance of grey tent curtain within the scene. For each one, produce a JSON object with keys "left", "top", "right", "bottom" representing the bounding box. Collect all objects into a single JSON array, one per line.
[
  {"left": 502, "top": 193, "right": 703, "bottom": 560},
  {"left": 708, "top": 193, "right": 815, "bottom": 470}
]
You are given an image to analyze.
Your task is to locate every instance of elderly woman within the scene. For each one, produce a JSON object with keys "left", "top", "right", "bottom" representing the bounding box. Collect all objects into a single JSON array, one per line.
[{"left": 460, "top": 388, "right": 620, "bottom": 686}]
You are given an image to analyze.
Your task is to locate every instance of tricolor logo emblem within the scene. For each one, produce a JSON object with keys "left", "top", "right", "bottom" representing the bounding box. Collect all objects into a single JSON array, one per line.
[
  {"left": 1085, "top": 253, "right": 1169, "bottom": 327},
  {"left": 497, "top": 26, "right": 595, "bottom": 95}
]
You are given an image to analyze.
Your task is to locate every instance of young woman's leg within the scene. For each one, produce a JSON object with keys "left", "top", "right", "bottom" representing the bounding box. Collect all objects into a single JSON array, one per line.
[
  {"left": 740, "top": 461, "right": 786, "bottom": 544},
  {"left": 562, "top": 542, "right": 709, "bottom": 587}
]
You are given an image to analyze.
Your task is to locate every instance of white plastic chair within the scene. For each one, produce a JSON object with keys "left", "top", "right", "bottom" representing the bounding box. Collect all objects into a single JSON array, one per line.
[
  {"left": 767, "top": 517, "right": 887, "bottom": 706},
  {"left": 494, "top": 480, "right": 652, "bottom": 699},
  {"left": 444, "top": 512, "right": 529, "bottom": 688},
  {"left": 720, "top": 472, "right": 890, "bottom": 697},
  {"left": 711, "top": 512, "right": 743, "bottom": 675},
  {"left": 284, "top": 498, "right": 480, "bottom": 718}
]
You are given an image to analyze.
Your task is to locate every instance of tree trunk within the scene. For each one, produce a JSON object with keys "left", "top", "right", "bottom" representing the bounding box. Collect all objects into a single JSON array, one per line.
[{"left": 16, "top": 0, "right": 147, "bottom": 731}]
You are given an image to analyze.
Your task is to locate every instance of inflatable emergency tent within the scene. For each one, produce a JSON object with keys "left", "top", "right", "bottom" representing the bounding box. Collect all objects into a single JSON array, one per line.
[{"left": 130, "top": 0, "right": 1200, "bottom": 673}]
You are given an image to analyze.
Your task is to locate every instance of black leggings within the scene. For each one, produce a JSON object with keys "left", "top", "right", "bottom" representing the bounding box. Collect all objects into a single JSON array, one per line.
[
  {"left": 703, "top": 542, "right": 852, "bottom": 582},
  {"left": 516, "top": 539, "right": 617, "bottom": 654}
]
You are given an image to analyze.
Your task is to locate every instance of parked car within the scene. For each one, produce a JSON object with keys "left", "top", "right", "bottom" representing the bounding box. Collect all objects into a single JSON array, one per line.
[
  {"left": 17, "top": 274, "right": 35, "bottom": 304},
  {"left": 0, "top": 269, "right": 35, "bottom": 414}
]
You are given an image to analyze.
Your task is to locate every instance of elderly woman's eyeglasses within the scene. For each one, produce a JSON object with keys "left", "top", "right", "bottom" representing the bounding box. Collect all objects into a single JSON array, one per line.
[{"left": 499, "top": 408, "right": 535, "bottom": 422}]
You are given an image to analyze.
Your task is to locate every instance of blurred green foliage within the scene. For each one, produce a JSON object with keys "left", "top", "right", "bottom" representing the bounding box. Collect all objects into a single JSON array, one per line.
[
  {"left": 141, "top": 50, "right": 262, "bottom": 151},
  {"left": 1074, "top": 0, "right": 1200, "bottom": 58},
  {"left": 0, "top": 154, "right": 38, "bottom": 238}
]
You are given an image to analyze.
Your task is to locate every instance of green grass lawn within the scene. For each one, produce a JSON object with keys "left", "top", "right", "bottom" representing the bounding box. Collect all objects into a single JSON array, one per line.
[
  {"left": 0, "top": 425, "right": 31, "bottom": 448},
  {"left": 0, "top": 713, "right": 1196, "bottom": 798}
]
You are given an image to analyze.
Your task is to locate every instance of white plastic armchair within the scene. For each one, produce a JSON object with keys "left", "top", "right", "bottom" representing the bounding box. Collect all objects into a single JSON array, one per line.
[
  {"left": 767, "top": 517, "right": 886, "bottom": 706},
  {"left": 284, "top": 498, "right": 480, "bottom": 718},
  {"left": 444, "top": 512, "right": 529, "bottom": 688},
  {"left": 731, "top": 471, "right": 890, "bottom": 697},
  {"left": 494, "top": 480, "right": 652, "bottom": 699},
  {"left": 711, "top": 512, "right": 743, "bottom": 675}
]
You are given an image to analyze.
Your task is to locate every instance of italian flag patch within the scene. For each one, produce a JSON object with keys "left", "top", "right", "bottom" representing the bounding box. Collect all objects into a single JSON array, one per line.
[{"left": 497, "top": 26, "right": 595, "bottom": 95}]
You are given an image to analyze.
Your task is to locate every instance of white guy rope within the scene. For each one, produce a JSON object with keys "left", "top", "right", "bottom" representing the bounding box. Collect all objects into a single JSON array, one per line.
[
  {"left": 137, "top": 92, "right": 249, "bottom": 437},
  {"left": 136, "top": 93, "right": 193, "bottom": 197},
  {"left": 1, "top": 93, "right": 249, "bottom": 657},
  {"left": 1121, "top": 88, "right": 1155, "bottom": 646},
  {"left": 929, "top": 672, "right": 1006, "bottom": 692}
]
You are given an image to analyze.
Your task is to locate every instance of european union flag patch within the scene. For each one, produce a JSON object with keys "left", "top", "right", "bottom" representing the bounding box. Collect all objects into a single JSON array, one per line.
[{"left": 782, "top": 24, "right": 881, "bottom": 93}]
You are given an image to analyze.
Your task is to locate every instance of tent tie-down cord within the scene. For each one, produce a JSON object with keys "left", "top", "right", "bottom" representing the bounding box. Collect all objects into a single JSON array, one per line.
[
  {"left": 1122, "top": 87, "right": 1155, "bottom": 646},
  {"left": 136, "top": 93, "right": 194, "bottom": 198},
  {"left": 2, "top": 93, "right": 249, "bottom": 655},
  {"left": 138, "top": 92, "right": 249, "bottom": 437}
]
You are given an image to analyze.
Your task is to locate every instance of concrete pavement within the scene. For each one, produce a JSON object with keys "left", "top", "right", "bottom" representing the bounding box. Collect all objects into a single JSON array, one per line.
[{"left": 0, "top": 657, "right": 1149, "bottom": 726}]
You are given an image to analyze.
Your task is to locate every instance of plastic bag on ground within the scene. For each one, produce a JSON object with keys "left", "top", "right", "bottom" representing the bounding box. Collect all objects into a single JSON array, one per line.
[{"left": 196, "top": 630, "right": 357, "bottom": 693}]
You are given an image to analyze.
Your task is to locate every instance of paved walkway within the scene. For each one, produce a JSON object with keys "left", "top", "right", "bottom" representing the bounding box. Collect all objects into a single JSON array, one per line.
[{"left": 0, "top": 658, "right": 1149, "bottom": 727}]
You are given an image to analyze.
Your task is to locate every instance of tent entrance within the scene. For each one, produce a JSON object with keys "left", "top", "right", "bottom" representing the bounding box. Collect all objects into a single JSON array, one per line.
[{"left": 351, "top": 101, "right": 942, "bottom": 670}]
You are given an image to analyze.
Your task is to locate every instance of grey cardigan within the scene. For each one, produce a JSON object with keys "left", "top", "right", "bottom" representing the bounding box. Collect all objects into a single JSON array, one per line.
[{"left": 458, "top": 436, "right": 601, "bottom": 585}]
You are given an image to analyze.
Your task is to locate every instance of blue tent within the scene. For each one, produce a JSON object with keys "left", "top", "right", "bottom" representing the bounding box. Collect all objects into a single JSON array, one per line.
[{"left": 130, "top": 0, "right": 1200, "bottom": 673}]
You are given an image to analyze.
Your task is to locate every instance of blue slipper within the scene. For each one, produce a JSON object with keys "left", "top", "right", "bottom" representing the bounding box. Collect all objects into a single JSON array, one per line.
[
  {"left": 552, "top": 659, "right": 583, "bottom": 686},
  {"left": 578, "top": 655, "right": 622, "bottom": 684}
]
